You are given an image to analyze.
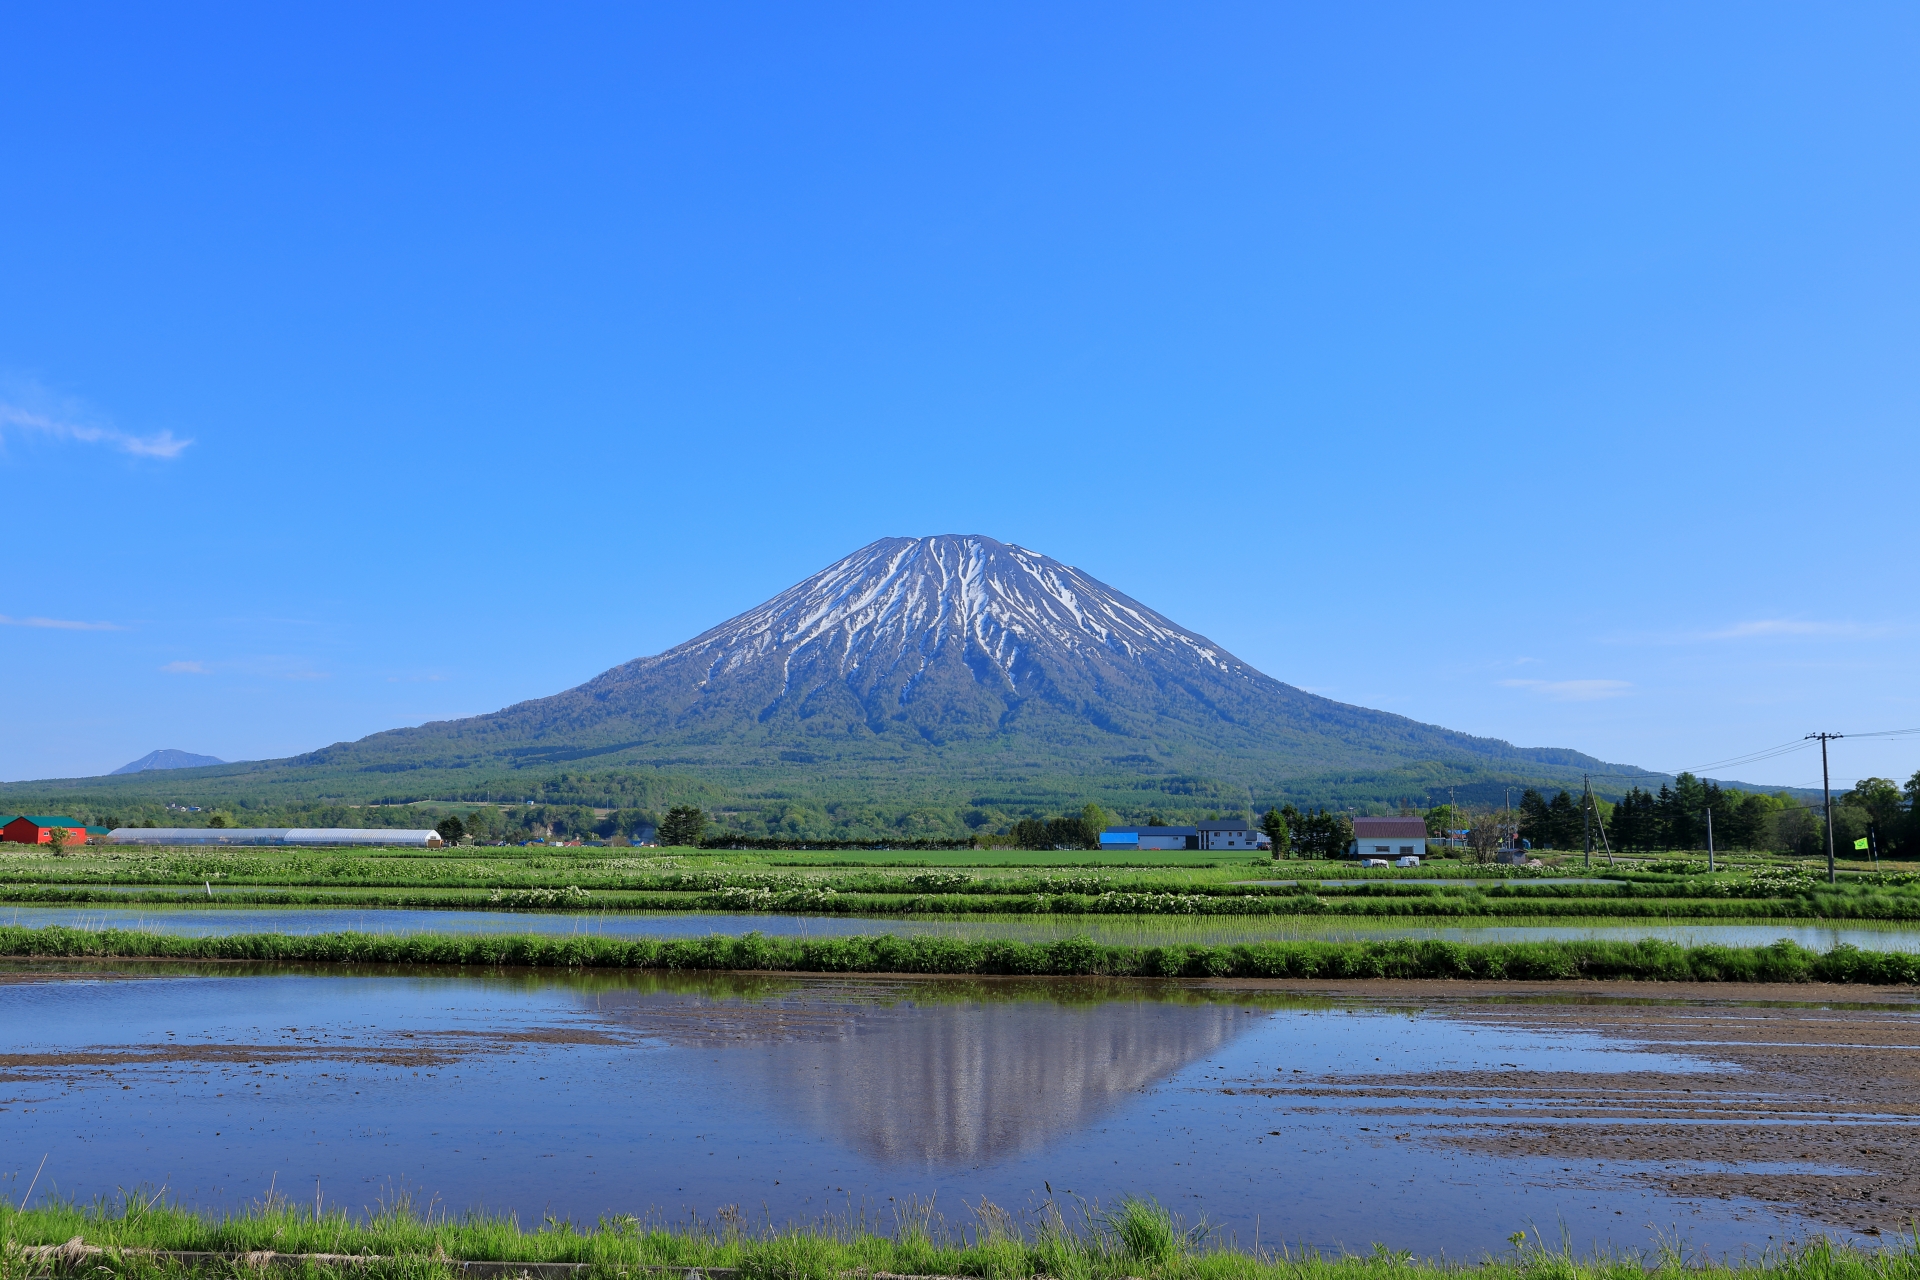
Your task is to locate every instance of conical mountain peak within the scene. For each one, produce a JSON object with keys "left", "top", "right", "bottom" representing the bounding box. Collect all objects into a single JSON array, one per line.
[
  {"left": 282, "top": 533, "right": 1637, "bottom": 813},
  {"left": 594, "top": 535, "right": 1258, "bottom": 699}
]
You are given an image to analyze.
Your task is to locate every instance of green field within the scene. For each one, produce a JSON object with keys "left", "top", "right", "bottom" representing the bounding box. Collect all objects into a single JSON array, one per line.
[{"left": 0, "top": 842, "right": 1912, "bottom": 924}]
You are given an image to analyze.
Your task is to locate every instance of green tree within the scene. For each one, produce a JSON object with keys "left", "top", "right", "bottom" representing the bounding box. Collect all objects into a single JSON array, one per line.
[
  {"left": 1010, "top": 817, "right": 1048, "bottom": 849},
  {"left": 435, "top": 815, "right": 466, "bottom": 846},
  {"left": 1667, "top": 773, "right": 1707, "bottom": 850},
  {"left": 1545, "top": 790, "right": 1581, "bottom": 849},
  {"left": 612, "top": 808, "right": 658, "bottom": 842},
  {"left": 1843, "top": 777, "right": 1903, "bottom": 855},
  {"left": 46, "top": 824, "right": 70, "bottom": 856},
  {"left": 1081, "top": 802, "right": 1111, "bottom": 839},
  {"left": 1294, "top": 808, "right": 1352, "bottom": 859},
  {"left": 1516, "top": 790, "right": 1551, "bottom": 847},
  {"left": 1607, "top": 788, "right": 1655, "bottom": 852},
  {"left": 1261, "top": 807, "right": 1291, "bottom": 860},
  {"left": 1723, "top": 793, "right": 1772, "bottom": 850},
  {"left": 1774, "top": 805, "right": 1822, "bottom": 857},
  {"left": 1905, "top": 771, "right": 1920, "bottom": 855},
  {"left": 659, "top": 805, "right": 707, "bottom": 848}
]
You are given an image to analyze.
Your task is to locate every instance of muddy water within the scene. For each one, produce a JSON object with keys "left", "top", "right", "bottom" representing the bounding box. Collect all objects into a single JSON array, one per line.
[
  {"left": 0, "top": 965, "right": 1892, "bottom": 1258},
  {"left": 8, "top": 904, "right": 1920, "bottom": 952}
]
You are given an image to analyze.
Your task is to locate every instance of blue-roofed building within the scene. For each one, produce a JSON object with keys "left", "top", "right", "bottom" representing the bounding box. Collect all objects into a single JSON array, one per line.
[{"left": 1099, "top": 825, "right": 1199, "bottom": 851}]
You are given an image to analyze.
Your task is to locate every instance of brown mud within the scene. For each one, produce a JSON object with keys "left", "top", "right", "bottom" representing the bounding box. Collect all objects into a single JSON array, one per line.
[{"left": 1200, "top": 980, "right": 1920, "bottom": 1237}]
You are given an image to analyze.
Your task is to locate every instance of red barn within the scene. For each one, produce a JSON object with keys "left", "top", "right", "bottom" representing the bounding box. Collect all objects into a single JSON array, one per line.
[{"left": 2, "top": 816, "right": 89, "bottom": 845}]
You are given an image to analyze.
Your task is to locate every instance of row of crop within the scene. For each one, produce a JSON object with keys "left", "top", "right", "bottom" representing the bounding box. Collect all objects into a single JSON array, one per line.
[
  {"left": 12, "top": 882, "right": 1920, "bottom": 919},
  {"left": 0, "top": 867, "right": 1865, "bottom": 900},
  {"left": 4, "top": 924, "right": 1916, "bottom": 983}
]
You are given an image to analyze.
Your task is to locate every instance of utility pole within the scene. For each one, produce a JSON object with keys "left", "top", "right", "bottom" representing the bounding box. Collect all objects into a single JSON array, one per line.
[
  {"left": 1807, "top": 732, "right": 1843, "bottom": 885},
  {"left": 1705, "top": 807, "right": 1714, "bottom": 874},
  {"left": 1582, "top": 774, "right": 1592, "bottom": 870}
]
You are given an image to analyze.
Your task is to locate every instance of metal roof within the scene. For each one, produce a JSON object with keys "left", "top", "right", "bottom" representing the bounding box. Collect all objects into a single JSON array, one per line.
[
  {"left": 1352, "top": 817, "right": 1430, "bottom": 838},
  {"left": 106, "top": 827, "right": 443, "bottom": 845}
]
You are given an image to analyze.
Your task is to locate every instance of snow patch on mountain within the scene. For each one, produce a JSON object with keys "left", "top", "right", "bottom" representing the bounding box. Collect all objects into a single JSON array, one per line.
[{"left": 620, "top": 535, "right": 1257, "bottom": 692}]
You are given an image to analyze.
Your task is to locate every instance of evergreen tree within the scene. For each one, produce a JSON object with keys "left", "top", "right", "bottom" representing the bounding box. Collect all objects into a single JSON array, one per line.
[
  {"left": 1516, "top": 789, "right": 1551, "bottom": 847},
  {"left": 1293, "top": 807, "right": 1353, "bottom": 859},
  {"left": 1545, "top": 790, "right": 1581, "bottom": 850},
  {"left": 1261, "top": 807, "right": 1292, "bottom": 859},
  {"left": 659, "top": 805, "right": 708, "bottom": 848},
  {"left": 434, "top": 815, "right": 465, "bottom": 845},
  {"left": 1668, "top": 773, "right": 1707, "bottom": 850}
]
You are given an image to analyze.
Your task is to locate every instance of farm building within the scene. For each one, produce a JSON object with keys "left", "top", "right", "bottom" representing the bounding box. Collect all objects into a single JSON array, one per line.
[
  {"left": 2, "top": 815, "right": 91, "bottom": 845},
  {"left": 1099, "top": 824, "right": 1199, "bottom": 851},
  {"left": 1194, "top": 819, "right": 1270, "bottom": 851},
  {"left": 105, "top": 827, "right": 444, "bottom": 847},
  {"left": 1349, "top": 816, "right": 1431, "bottom": 860}
]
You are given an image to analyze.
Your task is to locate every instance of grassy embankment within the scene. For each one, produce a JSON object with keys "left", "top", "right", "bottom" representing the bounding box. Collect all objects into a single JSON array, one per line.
[
  {"left": 2, "top": 846, "right": 1915, "bottom": 923},
  {"left": 6, "top": 923, "right": 1920, "bottom": 982},
  {"left": 4, "top": 1196, "right": 1917, "bottom": 1280}
]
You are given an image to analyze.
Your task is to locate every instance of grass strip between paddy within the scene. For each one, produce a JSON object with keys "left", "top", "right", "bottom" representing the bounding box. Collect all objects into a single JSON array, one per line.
[
  {"left": 2, "top": 924, "right": 1918, "bottom": 982},
  {"left": 6, "top": 1195, "right": 1920, "bottom": 1280}
]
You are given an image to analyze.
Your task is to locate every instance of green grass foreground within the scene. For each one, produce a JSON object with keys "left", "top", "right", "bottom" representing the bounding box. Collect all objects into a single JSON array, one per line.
[
  {"left": 3, "top": 924, "right": 1918, "bottom": 982},
  {"left": 4, "top": 1196, "right": 1918, "bottom": 1280}
]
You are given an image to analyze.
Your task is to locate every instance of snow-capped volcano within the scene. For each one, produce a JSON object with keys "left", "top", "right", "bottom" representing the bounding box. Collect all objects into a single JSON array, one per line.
[
  {"left": 594, "top": 534, "right": 1261, "bottom": 708},
  {"left": 300, "top": 534, "right": 1627, "bottom": 799}
]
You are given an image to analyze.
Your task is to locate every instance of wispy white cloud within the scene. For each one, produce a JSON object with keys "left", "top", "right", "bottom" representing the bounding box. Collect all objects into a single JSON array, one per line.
[
  {"left": 1605, "top": 618, "right": 1893, "bottom": 645},
  {"left": 0, "top": 613, "right": 121, "bottom": 631},
  {"left": 0, "top": 403, "right": 192, "bottom": 459},
  {"left": 160, "top": 660, "right": 209, "bottom": 674},
  {"left": 1698, "top": 619, "right": 1875, "bottom": 640},
  {"left": 1501, "top": 678, "right": 1632, "bottom": 701}
]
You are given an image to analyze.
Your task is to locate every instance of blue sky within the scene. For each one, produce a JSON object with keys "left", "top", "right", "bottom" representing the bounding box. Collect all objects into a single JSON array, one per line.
[{"left": 3, "top": 3, "right": 1916, "bottom": 791}]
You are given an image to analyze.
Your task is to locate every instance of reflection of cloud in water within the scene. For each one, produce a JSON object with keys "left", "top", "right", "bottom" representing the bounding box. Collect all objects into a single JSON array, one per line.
[{"left": 578, "top": 979, "right": 1263, "bottom": 1166}]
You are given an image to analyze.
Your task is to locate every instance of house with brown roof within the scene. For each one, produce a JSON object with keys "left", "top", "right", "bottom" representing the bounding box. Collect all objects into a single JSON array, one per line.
[{"left": 1349, "top": 816, "right": 1429, "bottom": 863}]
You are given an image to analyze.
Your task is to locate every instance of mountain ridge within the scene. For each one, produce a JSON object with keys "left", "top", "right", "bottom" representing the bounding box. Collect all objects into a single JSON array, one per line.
[
  {"left": 280, "top": 535, "right": 1642, "bottom": 795},
  {"left": 108, "top": 749, "right": 226, "bottom": 776},
  {"left": 6, "top": 535, "right": 1723, "bottom": 825}
]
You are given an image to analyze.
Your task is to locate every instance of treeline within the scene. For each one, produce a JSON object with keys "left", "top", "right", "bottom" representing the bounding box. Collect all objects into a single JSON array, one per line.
[
  {"left": 1266, "top": 805, "right": 1352, "bottom": 859},
  {"left": 1516, "top": 770, "right": 1920, "bottom": 856}
]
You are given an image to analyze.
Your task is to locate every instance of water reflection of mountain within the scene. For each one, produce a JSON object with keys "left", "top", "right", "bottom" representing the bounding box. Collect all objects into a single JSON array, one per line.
[{"left": 579, "top": 980, "right": 1263, "bottom": 1166}]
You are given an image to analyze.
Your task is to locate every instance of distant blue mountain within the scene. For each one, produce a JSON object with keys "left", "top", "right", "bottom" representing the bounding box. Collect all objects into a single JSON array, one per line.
[{"left": 110, "top": 749, "right": 226, "bottom": 775}]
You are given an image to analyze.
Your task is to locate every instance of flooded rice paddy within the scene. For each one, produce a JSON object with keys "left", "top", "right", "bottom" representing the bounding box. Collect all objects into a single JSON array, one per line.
[
  {"left": 6, "top": 962, "right": 1919, "bottom": 1257},
  {"left": 9, "top": 903, "right": 1920, "bottom": 952}
]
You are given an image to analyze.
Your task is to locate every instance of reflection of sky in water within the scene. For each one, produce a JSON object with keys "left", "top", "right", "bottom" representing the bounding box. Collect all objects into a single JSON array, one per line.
[
  {"left": 9, "top": 904, "right": 1920, "bottom": 952},
  {"left": 0, "top": 967, "right": 1838, "bottom": 1258}
]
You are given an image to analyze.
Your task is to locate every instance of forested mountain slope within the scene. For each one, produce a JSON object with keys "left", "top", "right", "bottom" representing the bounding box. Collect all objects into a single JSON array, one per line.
[{"left": 6, "top": 536, "right": 1662, "bottom": 827}]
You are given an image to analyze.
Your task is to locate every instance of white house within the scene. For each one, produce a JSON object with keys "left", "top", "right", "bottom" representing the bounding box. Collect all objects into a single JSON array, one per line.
[
  {"left": 1195, "top": 819, "right": 1269, "bottom": 851},
  {"left": 1349, "top": 817, "right": 1430, "bottom": 861}
]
